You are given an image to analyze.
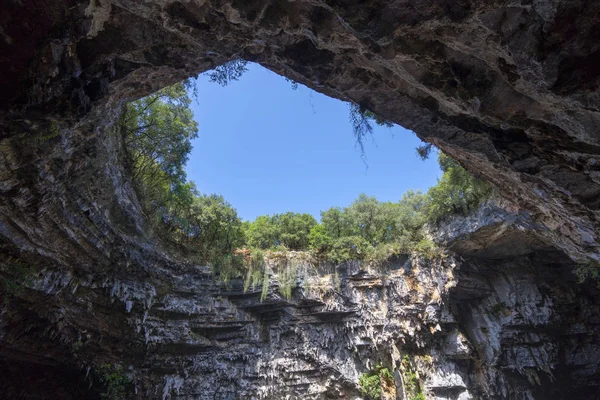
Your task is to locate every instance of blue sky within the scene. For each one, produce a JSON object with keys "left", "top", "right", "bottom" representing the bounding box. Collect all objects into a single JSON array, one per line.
[{"left": 186, "top": 63, "right": 441, "bottom": 221}]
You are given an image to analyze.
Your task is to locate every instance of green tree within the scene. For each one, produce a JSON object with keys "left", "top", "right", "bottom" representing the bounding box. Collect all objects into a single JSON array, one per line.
[
  {"left": 321, "top": 207, "right": 354, "bottom": 239},
  {"left": 346, "top": 194, "right": 386, "bottom": 245},
  {"left": 274, "top": 212, "right": 317, "bottom": 250},
  {"left": 328, "top": 236, "right": 373, "bottom": 264},
  {"left": 184, "top": 194, "right": 244, "bottom": 259},
  {"left": 245, "top": 215, "right": 278, "bottom": 249},
  {"left": 309, "top": 224, "right": 333, "bottom": 253},
  {"left": 121, "top": 82, "right": 198, "bottom": 186},
  {"left": 395, "top": 190, "right": 428, "bottom": 242},
  {"left": 120, "top": 82, "right": 245, "bottom": 269},
  {"left": 425, "top": 153, "right": 492, "bottom": 222},
  {"left": 245, "top": 212, "right": 317, "bottom": 250}
]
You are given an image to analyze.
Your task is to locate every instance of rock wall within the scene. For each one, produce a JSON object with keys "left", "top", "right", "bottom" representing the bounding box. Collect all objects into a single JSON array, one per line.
[
  {"left": 0, "top": 116, "right": 598, "bottom": 399},
  {"left": 1, "top": 0, "right": 600, "bottom": 263},
  {"left": 1, "top": 1, "right": 600, "bottom": 398}
]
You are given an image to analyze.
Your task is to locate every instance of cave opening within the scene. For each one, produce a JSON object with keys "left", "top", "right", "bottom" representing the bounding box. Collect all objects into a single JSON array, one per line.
[
  {"left": 117, "top": 59, "right": 495, "bottom": 284},
  {"left": 172, "top": 61, "right": 442, "bottom": 221},
  {"left": 2, "top": 0, "right": 600, "bottom": 398}
]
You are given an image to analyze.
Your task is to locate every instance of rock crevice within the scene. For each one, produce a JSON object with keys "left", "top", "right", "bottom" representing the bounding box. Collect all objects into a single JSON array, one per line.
[{"left": 1, "top": 1, "right": 600, "bottom": 398}]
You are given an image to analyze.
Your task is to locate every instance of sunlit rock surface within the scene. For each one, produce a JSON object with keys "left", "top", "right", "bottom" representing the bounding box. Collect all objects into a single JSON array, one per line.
[
  {"left": 1, "top": 180, "right": 598, "bottom": 399},
  {"left": 1, "top": 0, "right": 600, "bottom": 398},
  {"left": 2, "top": 0, "right": 600, "bottom": 263}
]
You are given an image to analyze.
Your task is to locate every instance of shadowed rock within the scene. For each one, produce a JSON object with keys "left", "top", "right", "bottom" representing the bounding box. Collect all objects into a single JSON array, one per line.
[{"left": 1, "top": 1, "right": 600, "bottom": 398}]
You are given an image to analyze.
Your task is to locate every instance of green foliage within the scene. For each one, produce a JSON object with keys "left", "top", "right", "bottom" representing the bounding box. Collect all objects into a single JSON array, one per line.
[
  {"left": 244, "top": 212, "right": 317, "bottom": 250},
  {"left": 358, "top": 365, "right": 394, "bottom": 400},
  {"left": 320, "top": 207, "right": 354, "bottom": 239},
  {"left": 367, "top": 242, "right": 407, "bottom": 270},
  {"left": 403, "top": 369, "right": 420, "bottom": 399},
  {"left": 412, "top": 238, "right": 440, "bottom": 260},
  {"left": 574, "top": 260, "right": 600, "bottom": 285},
  {"left": 95, "top": 364, "right": 132, "bottom": 400},
  {"left": 401, "top": 355, "right": 424, "bottom": 400},
  {"left": 123, "top": 79, "right": 491, "bottom": 287},
  {"left": 328, "top": 236, "right": 373, "bottom": 264},
  {"left": 396, "top": 190, "right": 428, "bottom": 238},
  {"left": 206, "top": 60, "right": 248, "bottom": 86},
  {"left": 415, "top": 143, "right": 433, "bottom": 161},
  {"left": 210, "top": 252, "right": 246, "bottom": 283},
  {"left": 308, "top": 224, "right": 333, "bottom": 253},
  {"left": 28, "top": 121, "right": 61, "bottom": 145},
  {"left": 244, "top": 215, "right": 276, "bottom": 249},
  {"left": 425, "top": 153, "right": 492, "bottom": 222},
  {"left": 359, "top": 372, "right": 382, "bottom": 399},
  {"left": 182, "top": 194, "right": 245, "bottom": 260},
  {"left": 121, "top": 82, "right": 198, "bottom": 186},
  {"left": 346, "top": 194, "right": 386, "bottom": 244},
  {"left": 274, "top": 212, "right": 318, "bottom": 250},
  {"left": 72, "top": 340, "right": 83, "bottom": 353},
  {"left": 121, "top": 83, "right": 244, "bottom": 274},
  {"left": 487, "top": 301, "right": 509, "bottom": 317},
  {"left": 242, "top": 184, "right": 455, "bottom": 269},
  {"left": 349, "top": 103, "right": 393, "bottom": 160}
]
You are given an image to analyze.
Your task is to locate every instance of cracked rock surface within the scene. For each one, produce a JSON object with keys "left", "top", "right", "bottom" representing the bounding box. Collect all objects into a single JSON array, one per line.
[
  {"left": 2, "top": 0, "right": 600, "bottom": 263},
  {"left": 1, "top": 1, "right": 600, "bottom": 398}
]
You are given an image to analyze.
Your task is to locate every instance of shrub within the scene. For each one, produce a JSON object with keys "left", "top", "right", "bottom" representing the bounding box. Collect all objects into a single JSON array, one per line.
[
  {"left": 359, "top": 372, "right": 382, "bottom": 399},
  {"left": 95, "top": 364, "right": 132, "bottom": 400},
  {"left": 412, "top": 238, "right": 439, "bottom": 260},
  {"left": 425, "top": 153, "right": 492, "bottom": 222},
  {"left": 328, "top": 236, "right": 373, "bottom": 264},
  {"left": 401, "top": 355, "right": 424, "bottom": 400},
  {"left": 367, "top": 242, "right": 406, "bottom": 270},
  {"left": 309, "top": 224, "right": 333, "bottom": 253},
  {"left": 245, "top": 213, "right": 317, "bottom": 250},
  {"left": 274, "top": 212, "right": 317, "bottom": 250},
  {"left": 358, "top": 366, "right": 394, "bottom": 400},
  {"left": 206, "top": 60, "right": 248, "bottom": 86}
]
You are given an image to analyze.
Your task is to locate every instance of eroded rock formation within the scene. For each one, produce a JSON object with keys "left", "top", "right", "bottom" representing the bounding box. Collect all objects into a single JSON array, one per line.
[
  {"left": 2, "top": 0, "right": 600, "bottom": 262},
  {"left": 1, "top": 0, "right": 600, "bottom": 399}
]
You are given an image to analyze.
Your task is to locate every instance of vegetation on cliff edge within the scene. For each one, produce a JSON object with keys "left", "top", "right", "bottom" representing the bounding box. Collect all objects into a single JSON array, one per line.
[{"left": 121, "top": 81, "right": 492, "bottom": 296}]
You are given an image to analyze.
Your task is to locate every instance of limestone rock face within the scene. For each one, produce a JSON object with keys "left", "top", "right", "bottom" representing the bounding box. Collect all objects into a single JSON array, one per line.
[
  {"left": 1, "top": 1, "right": 600, "bottom": 399},
  {"left": 1, "top": 0, "right": 600, "bottom": 263},
  {"left": 1, "top": 173, "right": 599, "bottom": 399}
]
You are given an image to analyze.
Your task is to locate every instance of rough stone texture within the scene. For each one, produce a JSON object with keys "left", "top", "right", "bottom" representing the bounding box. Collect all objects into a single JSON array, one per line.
[
  {"left": 1, "top": 0, "right": 600, "bottom": 263},
  {"left": 1, "top": 0, "right": 600, "bottom": 398},
  {"left": 1, "top": 171, "right": 599, "bottom": 399}
]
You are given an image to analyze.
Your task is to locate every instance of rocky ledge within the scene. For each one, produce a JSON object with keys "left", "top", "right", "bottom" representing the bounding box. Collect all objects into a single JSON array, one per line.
[
  {"left": 1, "top": 195, "right": 598, "bottom": 399},
  {"left": 2, "top": 1, "right": 600, "bottom": 398},
  {"left": 2, "top": 0, "right": 600, "bottom": 263}
]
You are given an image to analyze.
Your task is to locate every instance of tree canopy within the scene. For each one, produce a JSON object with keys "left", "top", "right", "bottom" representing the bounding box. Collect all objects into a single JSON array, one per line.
[
  {"left": 244, "top": 212, "right": 317, "bottom": 250},
  {"left": 241, "top": 152, "right": 491, "bottom": 265},
  {"left": 121, "top": 80, "right": 492, "bottom": 283},
  {"left": 120, "top": 82, "right": 244, "bottom": 267}
]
